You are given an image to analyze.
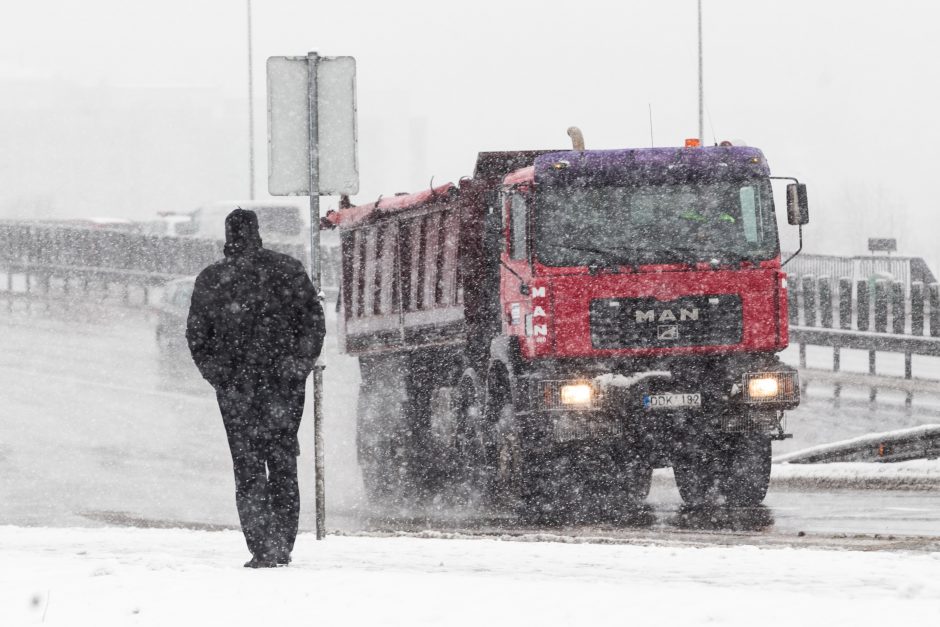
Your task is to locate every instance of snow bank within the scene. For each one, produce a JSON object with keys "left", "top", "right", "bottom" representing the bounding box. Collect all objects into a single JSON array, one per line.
[
  {"left": 769, "top": 458, "right": 940, "bottom": 491},
  {"left": 649, "top": 458, "right": 940, "bottom": 492},
  {"left": 2, "top": 526, "right": 939, "bottom": 626},
  {"left": 773, "top": 424, "right": 940, "bottom": 463}
]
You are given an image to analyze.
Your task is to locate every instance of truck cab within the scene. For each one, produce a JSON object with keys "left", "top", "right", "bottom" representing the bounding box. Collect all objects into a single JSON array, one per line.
[{"left": 326, "top": 139, "right": 808, "bottom": 520}]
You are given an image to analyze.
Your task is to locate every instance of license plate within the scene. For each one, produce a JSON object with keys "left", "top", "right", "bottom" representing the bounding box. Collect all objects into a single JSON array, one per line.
[{"left": 643, "top": 392, "right": 702, "bottom": 410}]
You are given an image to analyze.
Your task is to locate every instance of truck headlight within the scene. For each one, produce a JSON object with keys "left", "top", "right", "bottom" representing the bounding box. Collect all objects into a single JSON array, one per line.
[
  {"left": 560, "top": 383, "right": 594, "bottom": 407},
  {"left": 742, "top": 371, "right": 799, "bottom": 405},
  {"left": 748, "top": 377, "right": 779, "bottom": 399}
]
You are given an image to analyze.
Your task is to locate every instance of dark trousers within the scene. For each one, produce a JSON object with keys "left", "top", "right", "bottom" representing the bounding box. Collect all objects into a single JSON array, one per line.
[{"left": 216, "top": 376, "right": 305, "bottom": 560}]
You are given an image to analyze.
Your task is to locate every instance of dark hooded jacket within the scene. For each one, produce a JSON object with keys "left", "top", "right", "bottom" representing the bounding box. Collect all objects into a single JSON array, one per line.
[{"left": 186, "top": 209, "right": 325, "bottom": 390}]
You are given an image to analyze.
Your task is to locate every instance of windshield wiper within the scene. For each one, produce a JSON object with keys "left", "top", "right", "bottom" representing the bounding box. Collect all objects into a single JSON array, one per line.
[
  {"left": 543, "top": 243, "right": 760, "bottom": 269},
  {"left": 543, "top": 243, "right": 648, "bottom": 268},
  {"left": 663, "top": 247, "right": 757, "bottom": 266}
]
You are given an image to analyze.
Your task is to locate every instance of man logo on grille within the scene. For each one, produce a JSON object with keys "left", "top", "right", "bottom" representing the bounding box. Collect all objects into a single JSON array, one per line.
[
  {"left": 658, "top": 325, "right": 679, "bottom": 340},
  {"left": 635, "top": 308, "right": 699, "bottom": 323}
]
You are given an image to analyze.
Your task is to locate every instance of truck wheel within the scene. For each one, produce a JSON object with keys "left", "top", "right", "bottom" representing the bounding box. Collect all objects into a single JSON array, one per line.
[
  {"left": 719, "top": 434, "right": 772, "bottom": 507},
  {"left": 673, "top": 444, "right": 720, "bottom": 507},
  {"left": 483, "top": 385, "right": 522, "bottom": 508}
]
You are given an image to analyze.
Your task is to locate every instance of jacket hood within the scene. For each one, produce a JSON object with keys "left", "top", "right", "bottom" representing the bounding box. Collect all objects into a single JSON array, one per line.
[{"left": 223, "top": 208, "right": 263, "bottom": 257}]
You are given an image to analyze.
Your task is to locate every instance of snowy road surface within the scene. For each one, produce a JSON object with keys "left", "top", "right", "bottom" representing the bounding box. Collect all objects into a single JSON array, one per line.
[
  {"left": 3, "top": 526, "right": 940, "bottom": 626},
  {"left": 3, "top": 303, "right": 940, "bottom": 541},
  {"left": 4, "top": 300, "right": 940, "bottom": 625}
]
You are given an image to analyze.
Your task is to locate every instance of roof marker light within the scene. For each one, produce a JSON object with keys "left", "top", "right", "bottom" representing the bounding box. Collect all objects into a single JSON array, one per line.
[{"left": 685, "top": 138, "right": 701, "bottom": 147}]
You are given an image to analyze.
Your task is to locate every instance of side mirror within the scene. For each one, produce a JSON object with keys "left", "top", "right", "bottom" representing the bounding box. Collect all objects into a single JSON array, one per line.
[{"left": 786, "top": 183, "right": 809, "bottom": 225}]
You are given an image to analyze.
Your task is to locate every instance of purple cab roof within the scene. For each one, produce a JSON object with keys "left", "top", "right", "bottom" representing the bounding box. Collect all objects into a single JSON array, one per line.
[{"left": 533, "top": 146, "right": 770, "bottom": 187}]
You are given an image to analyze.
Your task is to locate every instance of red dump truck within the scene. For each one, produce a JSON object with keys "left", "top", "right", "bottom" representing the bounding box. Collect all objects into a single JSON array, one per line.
[{"left": 323, "top": 132, "right": 809, "bottom": 519}]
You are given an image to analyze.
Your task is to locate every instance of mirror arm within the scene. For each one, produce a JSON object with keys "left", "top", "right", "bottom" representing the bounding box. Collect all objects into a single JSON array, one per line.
[
  {"left": 772, "top": 175, "right": 807, "bottom": 265},
  {"left": 781, "top": 224, "right": 802, "bottom": 268},
  {"left": 500, "top": 258, "right": 530, "bottom": 295}
]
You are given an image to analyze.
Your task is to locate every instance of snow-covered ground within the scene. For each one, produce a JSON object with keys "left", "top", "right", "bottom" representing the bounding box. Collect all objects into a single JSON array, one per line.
[
  {"left": 773, "top": 458, "right": 940, "bottom": 483},
  {"left": 2, "top": 526, "right": 939, "bottom": 626}
]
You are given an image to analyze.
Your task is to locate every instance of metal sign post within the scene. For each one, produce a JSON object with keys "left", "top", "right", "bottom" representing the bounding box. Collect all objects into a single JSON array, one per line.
[
  {"left": 267, "top": 52, "right": 358, "bottom": 541},
  {"left": 305, "top": 51, "right": 326, "bottom": 541}
]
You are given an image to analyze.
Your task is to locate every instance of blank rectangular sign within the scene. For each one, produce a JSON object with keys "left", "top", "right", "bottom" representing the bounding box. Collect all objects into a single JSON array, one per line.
[
  {"left": 267, "top": 55, "right": 359, "bottom": 196},
  {"left": 267, "top": 56, "right": 310, "bottom": 196},
  {"left": 868, "top": 238, "right": 897, "bottom": 253},
  {"left": 316, "top": 56, "right": 358, "bottom": 195}
]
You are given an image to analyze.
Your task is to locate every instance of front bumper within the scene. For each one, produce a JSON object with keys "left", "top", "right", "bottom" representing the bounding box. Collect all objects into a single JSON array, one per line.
[{"left": 521, "top": 365, "right": 799, "bottom": 443}]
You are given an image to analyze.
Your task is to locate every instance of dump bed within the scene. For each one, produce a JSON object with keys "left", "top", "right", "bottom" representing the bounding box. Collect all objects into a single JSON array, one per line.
[
  {"left": 326, "top": 151, "right": 559, "bottom": 356},
  {"left": 325, "top": 183, "right": 469, "bottom": 354}
]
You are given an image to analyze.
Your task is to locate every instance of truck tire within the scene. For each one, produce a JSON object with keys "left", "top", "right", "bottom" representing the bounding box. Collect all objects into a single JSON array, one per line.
[
  {"left": 674, "top": 435, "right": 773, "bottom": 508},
  {"left": 719, "top": 434, "right": 772, "bottom": 507},
  {"left": 482, "top": 380, "right": 522, "bottom": 508},
  {"left": 673, "top": 444, "right": 720, "bottom": 507}
]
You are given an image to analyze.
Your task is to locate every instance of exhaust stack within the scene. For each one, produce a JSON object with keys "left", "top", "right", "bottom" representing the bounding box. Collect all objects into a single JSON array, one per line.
[{"left": 567, "top": 126, "right": 585, "bottom": 151}]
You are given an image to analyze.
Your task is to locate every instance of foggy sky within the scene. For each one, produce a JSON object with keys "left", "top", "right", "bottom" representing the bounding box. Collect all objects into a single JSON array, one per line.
[{"left": 2, "top": 0, "right": 939, "bottom": 265}]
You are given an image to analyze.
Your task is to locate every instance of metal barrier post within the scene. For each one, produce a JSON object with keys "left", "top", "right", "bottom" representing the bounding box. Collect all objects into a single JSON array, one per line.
[
  {"left": 874, "top": 279, "right": 888, "bottom": 333},
  {"left": 891, "top": 280, "right": 906, "bottom": 335},
  {"left": 819, "top": 276, "right": 832, "bottom": 328},
  {"left": 857, "top": 279, "right": 870, "bottom": 331},
  {"left": 912, "top": 281, "right": 925, "bottom": 336},
  {"left": 802, "top": 275, "right": 816, "bottom": 327},
  {"left": 838, "top": 276, "right": 852, "bottom": 330}
]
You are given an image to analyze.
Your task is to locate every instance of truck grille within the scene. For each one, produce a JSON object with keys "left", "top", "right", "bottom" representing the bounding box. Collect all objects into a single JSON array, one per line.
[
  {"left": 590, "top": 294, "right": 743, "bottom": 349},
  {"left": 721, "top": 409, "right": 783, "bottom": 434}
]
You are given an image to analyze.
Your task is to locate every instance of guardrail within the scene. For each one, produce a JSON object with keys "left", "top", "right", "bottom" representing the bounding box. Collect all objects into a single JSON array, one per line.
[
  {"left": 789, "top": 272, "right": 940, "bottom": 403},
  {"left": 775, "top": 425, "right": 940, "bottom": 464},
  {"left": 0, "top": 221, "right": 326, "bottom": 307},
  {"left": 783, "top": 252, "right": 936, "bottom": 298}
]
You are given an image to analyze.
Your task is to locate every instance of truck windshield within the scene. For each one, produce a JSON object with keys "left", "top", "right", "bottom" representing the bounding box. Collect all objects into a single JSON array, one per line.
[{"left": 534, "top": 179, "right": 778, "bottom": 267}]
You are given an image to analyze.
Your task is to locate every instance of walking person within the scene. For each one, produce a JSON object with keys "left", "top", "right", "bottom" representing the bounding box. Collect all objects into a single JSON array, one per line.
[{"left": 186, "top": 208, "right": 325, "bottom": 568}]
